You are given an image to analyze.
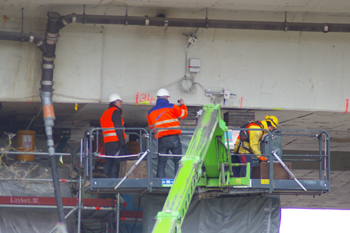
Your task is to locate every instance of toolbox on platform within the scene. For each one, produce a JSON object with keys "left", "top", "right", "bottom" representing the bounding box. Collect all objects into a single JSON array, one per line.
[
  {"left": 251, "top": 161, "right": 291, "bottom": 180},
  {"left": 119, "top": 160, "right": 147, "bottom": 178}
]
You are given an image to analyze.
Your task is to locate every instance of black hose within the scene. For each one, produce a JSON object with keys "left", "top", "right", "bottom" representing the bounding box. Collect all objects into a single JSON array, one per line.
[
  {"left": 41, "top": 11, "right": 68, "bottom": 228},
  {"left": 130, "top": 193, "right": 143, "bottom": 233}
]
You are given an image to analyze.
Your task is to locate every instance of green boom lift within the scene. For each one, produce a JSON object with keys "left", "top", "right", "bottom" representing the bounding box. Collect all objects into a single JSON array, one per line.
[{"left": 152, "top": 104, "right": 250, "bottom": 233}]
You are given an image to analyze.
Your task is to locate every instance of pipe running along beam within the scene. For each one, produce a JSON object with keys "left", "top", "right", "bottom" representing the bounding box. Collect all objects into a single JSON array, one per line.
[
  {"left": 58, "top": 13, "right": 350, "bottom": 33},
  {"left": 0, "top": 31, "right": 46, "bottom": 53}
]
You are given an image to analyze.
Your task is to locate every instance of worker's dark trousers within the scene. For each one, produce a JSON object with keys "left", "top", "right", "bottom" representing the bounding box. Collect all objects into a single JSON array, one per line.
[
  {"left": 157, "top": 134, "right": 182, "bottom": 178},
  {"left": 103, "top": 141, "right": 125, "bottom": 178},
  {"left": 100, "top": 141, "right": 125, "bottom": 199},
  {"left": 232, "top": 154, "right": 252, "bottom": 177}
]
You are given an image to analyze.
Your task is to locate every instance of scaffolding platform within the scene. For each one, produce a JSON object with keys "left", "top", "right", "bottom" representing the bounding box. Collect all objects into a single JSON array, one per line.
[{"left": 84, "top": 127, "right": 331, "bottom": 198}]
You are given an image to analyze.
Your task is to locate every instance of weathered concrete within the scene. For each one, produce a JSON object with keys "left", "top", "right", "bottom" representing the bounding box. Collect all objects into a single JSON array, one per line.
[{"left": 1, "top": 6, "right": 350, "bottom": 112}]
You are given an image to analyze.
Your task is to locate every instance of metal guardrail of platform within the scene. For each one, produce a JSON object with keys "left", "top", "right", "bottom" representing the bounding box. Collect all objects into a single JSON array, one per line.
[{"left": 84, "top": 126, "right": 330, "bottom": 196}]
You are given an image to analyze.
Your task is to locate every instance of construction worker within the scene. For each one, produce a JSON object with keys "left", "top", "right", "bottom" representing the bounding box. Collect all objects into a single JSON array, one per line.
[
  {"left": 232, "top": 115, "right": 279, "bottom": 177},
  {"left": 100, "top": 93, "right": 127, "bottom": 178},
  {"left": 147, "top": 88, "right": 188, "bottom": 178}
]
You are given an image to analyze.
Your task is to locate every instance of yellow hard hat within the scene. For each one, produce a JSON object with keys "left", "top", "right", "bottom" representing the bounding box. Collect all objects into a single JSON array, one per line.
[{"left": 265, "top": 115, "right": 279, "bottom": 128}]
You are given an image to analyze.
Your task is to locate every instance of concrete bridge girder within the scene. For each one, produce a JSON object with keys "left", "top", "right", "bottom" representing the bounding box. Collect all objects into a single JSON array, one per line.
[{"left": 0, "top": 6, "right": 350, "bottom": 112}]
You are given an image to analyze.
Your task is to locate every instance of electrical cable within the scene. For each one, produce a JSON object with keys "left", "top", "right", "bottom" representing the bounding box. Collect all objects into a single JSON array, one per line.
[
  {"left": 125, "top": 222, "right": 130, "bottom": 233},
  {"left": 81, "top": 222, "right": 111, "bottom": 233},
  {"left": 130, "top": 193, "right": 143, "bottom": 233},
  {"left": 81, "top": 223, "right": 96, "bottom": 232},
  {"left": 179, "top": 75, "right": 206, "bottom": 94},
  {"left": 179, "top": 76, "right": 196, "bottom": 94},
  {"left": 180, "top": 28, "right": 204, "bottom": 95},
  {"left": 25, "top": 107, "right": 42, "bottom": 130},
  {"left": 194, "top": 80, "right": 206, "bottom": 92}
]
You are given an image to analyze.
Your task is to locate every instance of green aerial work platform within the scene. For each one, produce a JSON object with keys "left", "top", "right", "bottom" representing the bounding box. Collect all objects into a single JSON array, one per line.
[
  {"left": 83, "top": 104, "right": 330, "bottom": 233},
  {"left": 152, "top": 104, "right": 250, "bottom": 233}
]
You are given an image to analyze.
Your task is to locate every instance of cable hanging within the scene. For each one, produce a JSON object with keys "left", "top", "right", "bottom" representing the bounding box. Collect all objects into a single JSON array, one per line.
[{"left": 178, "top": 75, "right": 206, "bottom": 94}]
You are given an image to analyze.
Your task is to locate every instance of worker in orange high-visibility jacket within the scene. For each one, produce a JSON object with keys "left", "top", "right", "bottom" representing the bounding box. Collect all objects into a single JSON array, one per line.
[
  {"left": 232, "top": 115, "right": 279, "bottom": 177},
  {"left": 100, "top": 93, "right": 128, "bottom": 178},
  {"left": 147, "top": 88, "right": 188, "bottom": 178}
]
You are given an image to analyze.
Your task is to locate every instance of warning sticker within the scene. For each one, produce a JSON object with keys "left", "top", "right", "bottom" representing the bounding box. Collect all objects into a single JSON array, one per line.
[
  {"left": 161, "top": 179, "right": 174, "bottom": 187},
  {"left": 261, "top": 179, "right": 270, "bottom": 184}
]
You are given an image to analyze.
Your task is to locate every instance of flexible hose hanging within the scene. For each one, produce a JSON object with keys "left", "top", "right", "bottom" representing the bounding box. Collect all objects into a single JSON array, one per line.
[
  {"left": 0, "top": 11, "right": 68, "bottom": 232},
  {"left": 40, "top": 11, "right": 67, "bottom": 231}
]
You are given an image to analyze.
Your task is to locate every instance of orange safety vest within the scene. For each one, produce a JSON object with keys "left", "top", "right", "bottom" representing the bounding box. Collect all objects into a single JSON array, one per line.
[
  {"left": 237, "top": 121, "right": 264, "bottom": 142},
  {"left": 100, "top": 107, "right": 126, "bottom": 143},
  {"left": 147, "top": 99, "right": 188, "bottom": 139}
]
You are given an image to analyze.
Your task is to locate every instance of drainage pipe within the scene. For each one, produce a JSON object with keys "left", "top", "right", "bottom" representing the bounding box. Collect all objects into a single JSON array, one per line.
[
  {"left": 59, "top": 13, "right": 350, "bottom": 33},
  {"left": 40, "top": 11, "right": 67, "bottom": 230},
  {"left": 0, "top": 31, "right": 46, "bottom": 53},
  {"left": 0, "top": 12, "right": 67, "bottom": 231}
]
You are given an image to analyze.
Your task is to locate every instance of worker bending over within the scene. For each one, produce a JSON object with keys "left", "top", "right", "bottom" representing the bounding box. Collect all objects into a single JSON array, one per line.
[
  {"left": 100, "top": 93, "right": 128, "bottom": 178},
  {"left": 147, "top": 88, "right": 188, "bottom": 178},
  {"left": 233, "top": 115, "right": 279, "bottom": 177}
]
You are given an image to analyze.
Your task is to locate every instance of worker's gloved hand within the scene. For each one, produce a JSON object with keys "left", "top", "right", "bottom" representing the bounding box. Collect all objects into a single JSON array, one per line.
[
  {"left": 122, "top": 145, "right": 129, "bottom": 155},
  {"left": 178, "top": 98, "right": 185, "bottom": 105},
  {"left": 258, "top": 156, "right": 268, "bottom": 162}
]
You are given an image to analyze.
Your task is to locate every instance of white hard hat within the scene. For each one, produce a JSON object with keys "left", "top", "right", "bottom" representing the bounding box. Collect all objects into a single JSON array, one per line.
[
  {"left": 109, "top": 93, "right": 122, "bottom": 102},
  {"left": 156, "top": 88, "right": 170, "bottom": 97}
]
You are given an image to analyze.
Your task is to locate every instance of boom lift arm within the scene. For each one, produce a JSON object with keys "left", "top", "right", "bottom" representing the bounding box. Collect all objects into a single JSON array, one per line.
[{"left": 152, "top": 104, "right": 234, "bottom": 233}]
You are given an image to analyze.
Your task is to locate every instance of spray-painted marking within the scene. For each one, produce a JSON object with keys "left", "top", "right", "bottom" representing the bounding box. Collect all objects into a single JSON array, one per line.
[
  {"left": 135, "top": 92, "right": 156, "bottom": 104},
  {"left": 344, "top": 99, "right": 349, "bottom": 113}
]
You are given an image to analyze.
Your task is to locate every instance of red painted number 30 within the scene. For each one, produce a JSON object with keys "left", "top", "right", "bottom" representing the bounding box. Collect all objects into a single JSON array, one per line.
[{"left": 136, "top": 92, "right": 156, "bottom": 104}]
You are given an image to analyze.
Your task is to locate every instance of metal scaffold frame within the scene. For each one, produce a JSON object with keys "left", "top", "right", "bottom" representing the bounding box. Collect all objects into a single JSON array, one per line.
[
  {"left": 0, "top": 137, "right": 144, "bottom": 233},
  {"left": 0, "top": 114, "right": 331, "bottom": 232}
]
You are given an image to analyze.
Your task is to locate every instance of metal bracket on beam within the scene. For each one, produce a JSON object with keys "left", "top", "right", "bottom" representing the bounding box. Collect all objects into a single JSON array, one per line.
[
  {"left": 324, "top": 24, "right": 329, "bottom": 33},
  {"left": 125, "top": 7, "right": 128, "bottom": 26},
  {"left": 62, "top": 18, "right": 68, "bottom": 25},
  {"left": 36, "top": 40, "right": 44, "bottom": 47},
  {"left": 43, "top": 56, "right": 55, "bottom": 62},
  {"left": 284, "top": 11, "right": 288, "bottom": 31},
  {"left": 205, "top": 8, "right": 209, "bottom": 29},
  {"left": 46, "top": 32, "right": 59, "bottom": 38},
  {"left": 83, "top": 5, "right": 86, "bottom": 24},
  {"left": 46, "top": 38, "right": 57, "bottom": 45},
  {"left": 29, "top": 35, "right": 34, "bottom": 43},
  {"left": 72, "top": 13, "right": 77, "bottom": 23},
  {"left": 145, "top": 15, "right": 149, "bottom": 26},
  {"left": 42, "top": 64, "right": 55, "bottom": 69},
  {"left": 41, "top": 80, "right": 54, "bottom": 86},
  {"left": 46, "top": 31, "right": 59, "bottom": 45}
]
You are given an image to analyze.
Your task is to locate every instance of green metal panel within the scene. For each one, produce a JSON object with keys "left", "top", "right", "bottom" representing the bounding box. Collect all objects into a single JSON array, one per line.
[{"left": 203, "top": 110, "right": 229, "bottom": 178}]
